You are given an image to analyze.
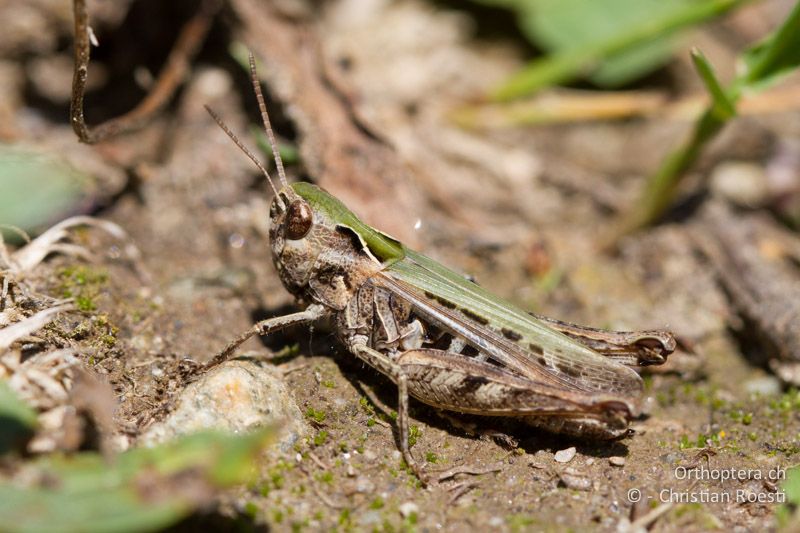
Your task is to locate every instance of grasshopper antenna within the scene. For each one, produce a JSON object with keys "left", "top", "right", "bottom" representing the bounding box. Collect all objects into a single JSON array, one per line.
[
  {"left": 248, "top": 52, "right": 288, "bottom": 188},
  {"left": 204, "top": 104, "right": 284, "bottom": 209}
]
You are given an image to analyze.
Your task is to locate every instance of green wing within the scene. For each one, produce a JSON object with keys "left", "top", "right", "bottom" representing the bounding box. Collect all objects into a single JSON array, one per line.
[{"left": 381, "top": 249, "right": 643, "bottom": 401}]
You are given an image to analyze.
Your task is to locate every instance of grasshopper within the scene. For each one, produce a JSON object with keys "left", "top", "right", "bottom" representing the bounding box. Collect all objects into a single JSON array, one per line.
[{"left": 206, "top": 53, "right": 676, "bottom": 481}]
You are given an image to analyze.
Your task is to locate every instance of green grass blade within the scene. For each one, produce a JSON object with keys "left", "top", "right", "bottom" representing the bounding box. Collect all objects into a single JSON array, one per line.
[
  {"left": 605, "top": 108, "right": 727, "bottom": 243},
  {"left": 738, "top": 0, "right": 800, "bottom": 90},
  {"left": 691, "top": 48, "right": 737, "bottom": 119}
]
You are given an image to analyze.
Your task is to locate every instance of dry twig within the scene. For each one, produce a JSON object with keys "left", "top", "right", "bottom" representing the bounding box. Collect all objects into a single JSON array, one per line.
[
  {"left": 70, "top": 0, "right": 222, "bottom": 143},
  {"left": 436, "top": 463, "right": 502, "bottom": 482}
]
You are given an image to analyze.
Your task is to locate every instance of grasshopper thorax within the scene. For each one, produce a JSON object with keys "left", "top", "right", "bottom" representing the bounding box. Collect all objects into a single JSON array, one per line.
[{"left": 268, "top": 184, "right": 384, "bottom": 310}]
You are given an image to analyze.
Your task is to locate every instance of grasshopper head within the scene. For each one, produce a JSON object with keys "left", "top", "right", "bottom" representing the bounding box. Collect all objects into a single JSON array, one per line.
[
  {"left": 267, "top": 182, "right": 404, "bottom": 309},
  {"left": 267, "top": 184, "right": 323, "bottom": 302}
]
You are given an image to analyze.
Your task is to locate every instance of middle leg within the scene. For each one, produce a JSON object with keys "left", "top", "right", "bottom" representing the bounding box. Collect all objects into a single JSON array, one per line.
[{"left": 349, "top": 342, "right": 425, "bottom": 483}]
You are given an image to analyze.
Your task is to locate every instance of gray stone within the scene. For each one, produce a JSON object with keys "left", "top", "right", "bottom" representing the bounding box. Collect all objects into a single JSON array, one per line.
[
  {"left": 140, "top": 360, "right": 308, "bottom": 451},
  {"left": 358, "top": 511, "right": 382, "bottom": 527},
  {"left": 559, "top": 468, "right": 591, "bottom": 491},
  {"left": 355, "top": 476, "right": 375, "bottom": 493}
]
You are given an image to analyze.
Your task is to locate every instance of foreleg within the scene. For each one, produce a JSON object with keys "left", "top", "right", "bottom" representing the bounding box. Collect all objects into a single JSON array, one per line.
[{"left": 205, "top": 303, "right": 327, "bottom": 371}]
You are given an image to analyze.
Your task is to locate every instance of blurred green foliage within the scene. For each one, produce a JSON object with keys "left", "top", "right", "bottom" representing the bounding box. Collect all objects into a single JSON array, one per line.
[
  {"left": 612, "top": 1, "right": 800, "bottom": 239},
  {"left": 0, "top": 381, "right": 37, "bottom": 455},
  {"left": 0, "top": 147, "right": 88, "bottom": 243},
  {"left": 474, "top": 0, "right": 747, "bottom": 100},
  {"left": 0, "top": 412, "right": 275, "bottom": 533},
  {"left": 778, "top": 466, "right": 800, "bottom": 530}
]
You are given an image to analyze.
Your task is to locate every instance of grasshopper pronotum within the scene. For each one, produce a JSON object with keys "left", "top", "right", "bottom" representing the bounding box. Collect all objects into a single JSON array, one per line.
[{"left": 206, "top": 53, "right": 676, "bottom": 482}]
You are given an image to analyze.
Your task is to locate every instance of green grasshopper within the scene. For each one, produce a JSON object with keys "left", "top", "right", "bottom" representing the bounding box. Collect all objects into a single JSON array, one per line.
[{"left": 206, "top": 53, "right": 675, "bottom": 482}]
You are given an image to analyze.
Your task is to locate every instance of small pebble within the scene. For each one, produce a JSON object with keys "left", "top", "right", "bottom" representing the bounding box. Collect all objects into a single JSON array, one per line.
[
  {"left": 554, "top": 446, "right": 576, "bottom": 463},
  {"left": 660, "top": 453, "right": 680, "bottom": 465},
  {"left": 743, "top": 375, "right": 781, "bottom": 397},
  {"left": 355, "top": 476, "right": 374, "bottom": 493},
  {"left": 399, "top": 502, "right": 418, "bottom": 519},
  {"left": 772, "top": 361, "right": 800, "bottom": 384},
  {"left": 358, "top": 511, "right": 381, "bottom": 527},
  {"left": 195, "top": 67, "right": 233, "bottom": 99},
  {"left": 609, "top": 456, "right": 626, "bottom": 467},
  {"left": 710, "top": 161, "right": 768, "bottom": 207},
  {"left": 559, "top": 468, "right": 591, "bottom": 491}
]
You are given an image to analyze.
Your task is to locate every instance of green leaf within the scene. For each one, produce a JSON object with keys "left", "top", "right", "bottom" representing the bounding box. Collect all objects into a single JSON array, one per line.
[
  {"left": 739, "top": 0, "right": 800, "bottom": 92},
  {"left": 0, "top": 381, "right": 37, "bottom": 455},
  {"left": 0, "top": 428, "right": 275, "bottom": 533},
  {"left": 0, "top": 147, "right": 89, "bottom": 243},
  {"left": 590, "top": 38, "right": 675, "bottom": 87},
  {"left": 484, "top": 0, "right": 746, "bottom": 100},
  {"left": 691, "top": 48, "right": 737, "bottom": 119},
  {"left": 517, "top": 0, "right": 682, "bottom": 86}
]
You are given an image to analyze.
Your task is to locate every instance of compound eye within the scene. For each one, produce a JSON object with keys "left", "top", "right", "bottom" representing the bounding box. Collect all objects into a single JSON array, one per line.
[{"left": 285, "top": 200, "right": 313, "bottom": 240}]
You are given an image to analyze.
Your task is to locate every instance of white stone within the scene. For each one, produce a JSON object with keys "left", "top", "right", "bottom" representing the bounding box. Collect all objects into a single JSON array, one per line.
[
  {"left": 554, "top": 446, "right": 577, "bottom": 463},
  {"left": 399, "top": 502, "right": 418, "bottom": 519},
  {"left": 710, "top": 161, "right": 768, "bottom": 207},
  {"left": 609, "top": 456, "right": 626, "bottom": 467}
]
